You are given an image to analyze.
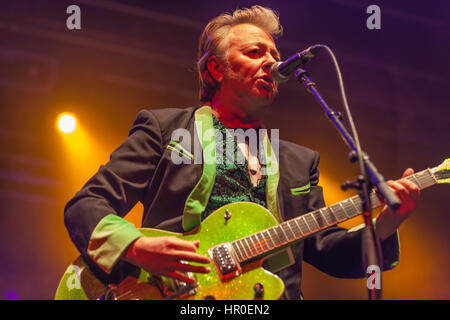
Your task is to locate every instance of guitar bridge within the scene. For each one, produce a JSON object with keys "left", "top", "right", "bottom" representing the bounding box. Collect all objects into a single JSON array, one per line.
[{"left": 209, "top": 243, "right": 241, "bottom": 282}]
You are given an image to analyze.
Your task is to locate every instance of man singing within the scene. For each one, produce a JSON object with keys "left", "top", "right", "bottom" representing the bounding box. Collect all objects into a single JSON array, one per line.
[{"left": 64, "top": 6, "right": 419, "bottom": 300}]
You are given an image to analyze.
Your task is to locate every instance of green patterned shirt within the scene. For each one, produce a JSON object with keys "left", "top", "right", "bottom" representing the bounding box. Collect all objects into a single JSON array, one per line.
[{"left": 202, "top": 115, "right": 268, "bottom": 220}]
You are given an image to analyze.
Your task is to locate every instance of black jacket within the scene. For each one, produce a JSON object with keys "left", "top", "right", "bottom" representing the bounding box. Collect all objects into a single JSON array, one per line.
[{"left": 64, "top": 106, "right": 399, "bottom": 299}]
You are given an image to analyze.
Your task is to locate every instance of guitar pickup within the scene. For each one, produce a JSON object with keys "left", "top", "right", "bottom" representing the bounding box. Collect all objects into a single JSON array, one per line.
[{"left": 209, "top": 243, "right": 241, "bottom": 282}]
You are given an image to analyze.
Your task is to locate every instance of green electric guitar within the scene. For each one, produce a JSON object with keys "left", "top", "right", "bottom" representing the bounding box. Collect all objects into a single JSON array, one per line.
[{"left": 55, "top": 159, "right": 449, "bottom": 300}]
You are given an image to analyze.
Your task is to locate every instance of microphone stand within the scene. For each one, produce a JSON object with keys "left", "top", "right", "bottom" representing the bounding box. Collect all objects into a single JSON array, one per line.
[{"left": 294, "top": 67, "right": 401, "bottom": 300}]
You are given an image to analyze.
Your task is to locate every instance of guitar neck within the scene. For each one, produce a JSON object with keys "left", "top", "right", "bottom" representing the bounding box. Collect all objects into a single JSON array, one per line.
[{"left": 230, "top": 168, "right": 438, "bottom": 264}]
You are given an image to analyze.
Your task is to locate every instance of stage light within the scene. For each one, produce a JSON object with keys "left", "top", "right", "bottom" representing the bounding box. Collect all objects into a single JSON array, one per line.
[{"left": 57, "top": 113, "right": 76, "bottom": 134}]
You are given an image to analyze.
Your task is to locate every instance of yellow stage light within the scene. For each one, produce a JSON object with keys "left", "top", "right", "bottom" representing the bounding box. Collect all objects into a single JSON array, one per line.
[{"left": 57, "top": 113, "right": 76, "bottom": 134}]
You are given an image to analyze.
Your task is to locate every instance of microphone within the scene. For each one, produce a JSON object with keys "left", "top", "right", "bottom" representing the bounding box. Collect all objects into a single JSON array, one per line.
[{"left": 270, "top": 45, "right": 322, "bottom": 83}]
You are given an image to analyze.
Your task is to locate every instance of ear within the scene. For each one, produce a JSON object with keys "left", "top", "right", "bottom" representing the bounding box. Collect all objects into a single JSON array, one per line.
[{"left": 206, "top": 55, "right": 224, "bottom": 83}]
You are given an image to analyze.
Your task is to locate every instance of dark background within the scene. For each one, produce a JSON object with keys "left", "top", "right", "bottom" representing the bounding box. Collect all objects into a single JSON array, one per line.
[{"left": 0, "top": 0, "right": 449, "bottom": 299}]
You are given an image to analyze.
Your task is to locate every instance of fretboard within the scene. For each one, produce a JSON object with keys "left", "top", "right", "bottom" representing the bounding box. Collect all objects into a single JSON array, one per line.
[{"left": 230, "top": 168, "right": 437, "bottom": 263}]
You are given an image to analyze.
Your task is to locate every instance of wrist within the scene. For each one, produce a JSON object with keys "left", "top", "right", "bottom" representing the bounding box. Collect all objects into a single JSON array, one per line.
[
  {"left": 375, "top": 213, "right": 397, "bottom": 241},
  {"left": 122, "top": 236, "right": 143, "bottom": 266}
]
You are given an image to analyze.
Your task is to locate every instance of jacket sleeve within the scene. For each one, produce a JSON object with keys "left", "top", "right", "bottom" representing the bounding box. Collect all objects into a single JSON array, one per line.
[
  {"left": 64, "top": 110, "right": 163, "bottom": 274},
  {"left": 302, "top": 152, "right": 400, "bottom": 278}
]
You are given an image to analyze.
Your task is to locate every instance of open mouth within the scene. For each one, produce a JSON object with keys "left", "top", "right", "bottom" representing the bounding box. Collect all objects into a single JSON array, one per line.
[
  {"left": 259, "top": 75, "right": 273, "bottom": 85},
  {"left": 257, "top": 75, "right": 274, "bottom": 89}
]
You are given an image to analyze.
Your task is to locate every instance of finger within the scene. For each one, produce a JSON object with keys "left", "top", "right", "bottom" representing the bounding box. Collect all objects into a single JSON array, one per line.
[
  {"left": 172, "top": 250, "right": 211, "bottom": 264},
  {"left": 377, "top": 180, "right": 406, "bottom": 201},
  {"left": 392, "top": 181, "right": 414, "bottom": 202},
  {"left": 388, "top": 180, "right": 418, "bottom": 213},
  {"left": 167, "top": 238, "right": 199, "bottom": 252},
  {"left": 387, "top": 180, "right": 410, "bottom": 194},
  {"left": 402, "top": 168, "right": 414, "bottom": 178},
  {"left": 173, "top": 262, "right": 211, "bottom": 274},
  {"left": 165, "top": 271, "right": 197, "bottom": 284},
  {"left": 398, "top": 179, "right": 420, "bottom": 201},
  {"left": 376, "top": 179, "right": 406, "bottom": 199},
  {"left": 393, "top": 178, "right": 420, "bottom": 202}
]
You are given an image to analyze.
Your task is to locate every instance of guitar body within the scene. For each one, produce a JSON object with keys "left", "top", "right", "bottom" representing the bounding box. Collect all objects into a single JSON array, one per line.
[{"left": 55, "top": 202, "right": 285, "bottom": 300}]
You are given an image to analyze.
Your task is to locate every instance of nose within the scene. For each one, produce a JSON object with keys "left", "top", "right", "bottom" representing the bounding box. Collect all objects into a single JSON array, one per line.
[{"left": 262, "top": 53, "right": 277, "bottom": 73}]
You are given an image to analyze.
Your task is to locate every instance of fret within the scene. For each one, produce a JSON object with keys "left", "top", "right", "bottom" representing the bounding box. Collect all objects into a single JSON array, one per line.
[
  {"left": 231, "top": 241, "right": 244, "bottom": 262},
  {"left": 304, "top": 214, "right": 319, "bottom": 231},
  {"left": 282, "top": 222, "right": 295, "bottom": 240},
  {"left": 340, "top": 201, "right": 352, "bottom": 218},
  {"left": 275, "top": 224, "right": 288, "bottom": 243},
  {"left": 240, "top": 238, "right": 251, "bottom": 259},
  {"left": 410, "top": 174, "right": 421, "bottom": 188},
  {"left": 258, "top": 233, "right": 269, "bottom": 251},
  {"left": 254, "top": 232, "right": 262, "bottom": 245},
  {"left": 312, "top": 210, "right": 327, "bottom": 228},
  {"left": 249, "top": 236, "right": 260, "bottom": 256},
  {"left": 319, "top": 208, "right": 330, "bottom": 225},
  {"left": 296, "top": 216, "right": 310, "bottom": 234},
  {"left": 289, "top": 219, "right": 301, "bottom": 237},
  {"left": 354, "top": 197, "right": 363, "bottom": 209},
  {"left": 348, "top": 197, "right": 360, "bottom": 215},
  {"left": 263, "top": 230, "right": 275, "bottom": 248},
  {"left": 291, "top": 218, "right": 303, "bottom": 237},
  {"left": 427, "top": 169, "right": 439, "bottom": 185},
  {"left": 290, "top": 220, "right": 302, "bottom": 238},
  {"left": 328, "top": 206, "right": 339, "bottom": 222},
  {"left": 250, "top": 234, "right": 261, "bottom": 253},
  {"left": 300, "top": 216, "right": 311, "bottom": 233},
  {"left": 256, "top": 232, "right": 271, "bottom": 250},
  {"left": 236, "top": 239, "right": 249, "bottom": 260},
  {"left": 370, "top": 191, "right": 382, "bottom": 207},
  {"left": 309, "top": 212, "right": 320, "bottom": 228},
  {"left": 252, "top": 233, "right": 262, "bottom": 252},
  {"left": 322, "top": 207, "right": 337, "bottom": 224},
  {"left": 421, "top": 169, "right": 437, "bottom": 187},
  {"left": 415, "top": 169, "right": 435, "bottom": 188},
  {"left": 333, "top": 204, "right": 346, "bottom": 220},
  {"left": 320, "top": 208, "right": 330, "bottom": 225},
  {"left": 280, "top": 223, "right": 293, "bottom": 241},
  {"left": 347, "top": 199, "right": 357, "bottom": 216},
  {"left": 408, "top": 170, "right": 427, "bottom": 187},
  {"left": 243, "top": 237, "right": 254, "bottom": 257},
  {"left": 268, "top": 227, "right": 281, "bottom": 246}
]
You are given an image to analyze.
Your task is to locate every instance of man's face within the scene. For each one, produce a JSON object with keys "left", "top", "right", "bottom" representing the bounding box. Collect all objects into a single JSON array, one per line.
[{"left": 219, "top": 23, "right": 280, "bottom": 117}]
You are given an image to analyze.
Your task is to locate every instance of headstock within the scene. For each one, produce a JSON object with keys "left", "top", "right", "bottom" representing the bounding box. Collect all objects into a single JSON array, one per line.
[{"left": 431, "top": 159, "right": 450, "bottom": 184}]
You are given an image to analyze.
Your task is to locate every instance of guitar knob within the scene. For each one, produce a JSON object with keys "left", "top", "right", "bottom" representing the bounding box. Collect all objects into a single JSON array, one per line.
[
  {"left": 204, "top": 295, "right": 216, "bottom": 300},
  {"left": 253, "top": 283, "right": 264, "bottom": 299}
]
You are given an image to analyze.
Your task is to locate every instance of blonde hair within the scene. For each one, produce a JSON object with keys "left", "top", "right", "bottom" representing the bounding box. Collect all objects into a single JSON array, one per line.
[{"left": 197, "top": 6, "right": 283, "bottom": 102}]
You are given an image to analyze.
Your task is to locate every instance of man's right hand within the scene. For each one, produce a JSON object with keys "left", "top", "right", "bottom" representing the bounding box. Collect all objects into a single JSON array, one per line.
[{"left": 124, "top": 236, "right": 211, "bottom": 284}]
